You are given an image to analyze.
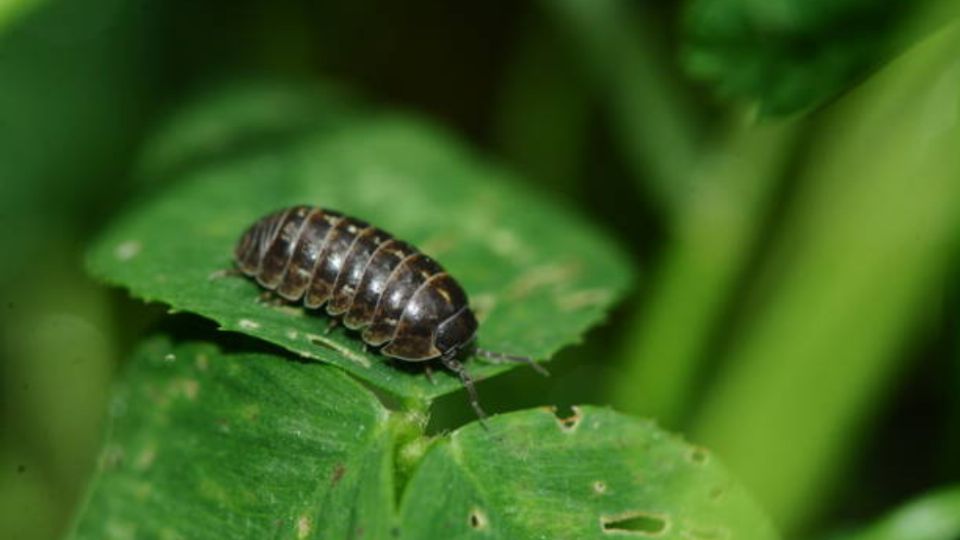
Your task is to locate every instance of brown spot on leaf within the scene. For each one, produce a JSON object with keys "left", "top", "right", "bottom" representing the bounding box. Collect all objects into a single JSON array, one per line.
[
  {"left": 296, "top": 515, "right": 311, "bottom": 539},
  {"left": 135, "top": 446, "right": 157, "bottom": 470},
  {"left": 178, "top": 378, "right": 199, "bottom": 400},
  {"left": 331, "top": 464, "right": 346, "bottom": 487},
  {"left": 556, "top": 288, "right": 613, "bottom": 311},
  {"left": 506, "top": 263, "right": 579, "bottom": 300},
  {"left": 688, "top": 446, "right": 709, "bottom": 465},
  {"left": 100, "top": 446, "right": 125, "bottom": 471},
  {"left": 194, "top": 354, "right": 209, "bottom": 371}
]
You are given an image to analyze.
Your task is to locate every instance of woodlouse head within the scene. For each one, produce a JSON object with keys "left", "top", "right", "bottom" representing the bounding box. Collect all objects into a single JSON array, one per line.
[{"left": 435, "top": 307, "right": 478, "bottom": 357}]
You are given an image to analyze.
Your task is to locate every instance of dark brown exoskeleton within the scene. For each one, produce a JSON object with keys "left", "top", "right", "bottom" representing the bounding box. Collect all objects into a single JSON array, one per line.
[{"left": 233, "top": 205, "right": 546, "bottom": 421}]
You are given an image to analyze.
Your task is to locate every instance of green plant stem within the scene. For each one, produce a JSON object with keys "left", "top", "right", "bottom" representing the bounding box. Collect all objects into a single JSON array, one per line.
[
  {"left": 542, "top": 0, "right": 702, "bottom": 213},
  {"left": 692, "top": 20, "right": 960, "bottom": 533},
  {"left": 611, "top": 117, "right": 801, "bottom": 425},
  {"left": 542, "top": 0, "right": 807, "bottom": 428}
]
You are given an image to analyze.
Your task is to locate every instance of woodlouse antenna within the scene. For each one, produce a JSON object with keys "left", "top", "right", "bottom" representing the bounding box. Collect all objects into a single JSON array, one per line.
[
  {"left": 476, "top": 349, "right": 550, "bottom": 377},
  {"left": 441, "top": 354, "right": 489, "bottom": 430}
]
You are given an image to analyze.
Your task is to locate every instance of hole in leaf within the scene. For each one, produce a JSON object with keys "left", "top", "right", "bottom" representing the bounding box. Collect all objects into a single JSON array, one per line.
[
  {"left": 601, "top": 511, "right": 669, "bottom": 536},
  {"left": 468, "top": 508, "right": 488, "bottom": 530},
  {"left": 549, "top": 405, "right": 582, "bottom": 431},
  {"left": 688, "top": 446, "right": 709, "bottom": 464}
]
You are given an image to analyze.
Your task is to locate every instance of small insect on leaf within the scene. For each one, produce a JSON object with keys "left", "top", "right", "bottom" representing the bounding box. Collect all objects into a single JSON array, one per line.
[
  {"left": 86, "top": 117, "right": 634, "bottom": 399},
  {"left": 233, "top": 205, "right": 547, "bottom": 421}
]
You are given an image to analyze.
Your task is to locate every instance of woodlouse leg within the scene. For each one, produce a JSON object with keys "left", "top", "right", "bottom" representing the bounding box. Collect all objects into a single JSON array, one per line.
[
  {"left": 441, "top": 353, "right": 488, "bottom": 429},
  {"left": 476, "top": 349, "right": 550, "bottom": 377},
  {"left": 324, "top": 318, "right": 341, "bottom": 335},
  {"left": 423, "top": 364, "right": 437, "bottom": 386},
  {"left": 256, "top": 290, "right": 286, "bottom": 307},
  {"left": 208, "top": 268, "right": 244, "bottom": 281}
]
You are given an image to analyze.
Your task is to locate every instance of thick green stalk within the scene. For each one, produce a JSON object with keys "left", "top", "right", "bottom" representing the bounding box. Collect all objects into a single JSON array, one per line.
[
  {"left": 543, "top": 0, "right": 702, "bottom": 212},
  {"left": 693, "top": 21, "right": 960, "bottom": 533},
  {"left": 611, "top": 117, "right": 800, "bottom": 425},
  {"left": 542, "top": 0, "right": 805, "bottom": 427}
]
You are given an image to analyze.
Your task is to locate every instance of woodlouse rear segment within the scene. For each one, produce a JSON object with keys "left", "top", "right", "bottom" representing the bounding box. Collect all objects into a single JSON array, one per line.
[{"left": 234, "top": 205, "right": 546, "bottom": 423}]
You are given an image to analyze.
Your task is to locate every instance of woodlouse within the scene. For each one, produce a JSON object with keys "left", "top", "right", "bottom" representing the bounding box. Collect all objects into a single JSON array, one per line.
[{"left": 233, "top": 205, "right": 547, "bottom": 420}]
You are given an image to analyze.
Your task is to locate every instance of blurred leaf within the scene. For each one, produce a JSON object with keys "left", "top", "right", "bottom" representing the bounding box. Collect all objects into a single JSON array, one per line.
[
  {"left": 494, "top": 17, "right": 590, "bottom": 197},
  {"left": 136, "top": 79, "right": 362, "bottom": 184},
  {"left": 543, "top": 0, "right": 703, "bottom": 212},
  {"left": 0, "top": 0, "right": 155, "bottom": 536},
  {"left": 0, "top": 0, "right": 152, "bottom": 283},
  {"left": 1, "top": 262, "right": 115, "bottom": 499},
  {"left": 0, "top": 446, "right": 61, "bottom": 540},
  {"left": 694, "top": 20, "right": 960, "bottom": 532},
  {"left": 69, "top": 337, "right": 396, "bottom": 539},
  {"left": 832, "top": 486, "right": 960, "bottom": 540},
  {"left": 87, "top": 115, "right": 634, "bottom": 400},
  {"left": 0, "top": 0, "right": 148, "bottom": 204},
  {"left": 0, "top": 0, "right": 42, "bottom": 32},
  {"left": 612, "top": 117, "right": 801, "bottom": 425},
  {"left": 683, "top": 0, "right": 910, "bottom": 114},
  {"left": 400, "top": 406, "right": 778, "bottom": 539}
]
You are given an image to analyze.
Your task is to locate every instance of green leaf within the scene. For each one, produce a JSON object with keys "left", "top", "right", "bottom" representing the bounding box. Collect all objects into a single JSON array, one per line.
[
  {"left": 399, "top": 406, "right": 778, "bottom": 539},
  {"left": 86, "top": 114, "right": 634, "bottom": 400},
  {"left": 69, "top": 337, "right": 396, "bottom": 539},
  {"left": 0, "top": 0, "right": 44, "bottom": 33},
  {"left": 691, "top": 20, "right": 960, "bottom": 532},
  {"left": 70, "top": 340, "right": 777, "bottom": 539},
  {"left": 543, "top": 0, "right": 703, "bottom": 212},
  {"left": 682, "top": 0, "right": 909, "bottom": 114},
  {"left": 0, "top": 0, "right": 152, "bottom": 284},
  {"left": 831, "top": 486, "right": 960, "bottom": 540},
  {"left": 135, "top": 79, "right": 361, "bottom": 184}
]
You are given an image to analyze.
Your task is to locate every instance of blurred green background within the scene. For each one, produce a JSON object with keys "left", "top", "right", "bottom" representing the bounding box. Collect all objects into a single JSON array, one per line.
[{"left": 1, "top": 0, "right": 959, "bottom": 538}]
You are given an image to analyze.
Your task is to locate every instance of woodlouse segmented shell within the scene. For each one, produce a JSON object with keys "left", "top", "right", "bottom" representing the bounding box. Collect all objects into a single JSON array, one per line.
[{"left": 234, "top": 206, "right": 479, "bottom": 362}]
